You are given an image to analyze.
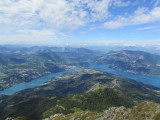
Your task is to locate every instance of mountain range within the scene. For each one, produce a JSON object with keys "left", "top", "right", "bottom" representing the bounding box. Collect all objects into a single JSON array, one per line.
[
  {"left": 1, "top": 46, "right": 160, "bottom": 120},
  {"left": 94, "top": 50, "right": 160, "bottom": 75}
]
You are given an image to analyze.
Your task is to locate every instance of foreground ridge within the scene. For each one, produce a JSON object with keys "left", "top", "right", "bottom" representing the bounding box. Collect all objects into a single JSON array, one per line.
[{"left": 44, "top": 101, "right": 160, "bottom": 120}]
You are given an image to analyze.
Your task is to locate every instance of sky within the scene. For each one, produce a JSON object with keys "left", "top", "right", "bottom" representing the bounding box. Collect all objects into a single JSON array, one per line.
[{"left": 0, "top": 0, "right": 160, "bottom": 46}]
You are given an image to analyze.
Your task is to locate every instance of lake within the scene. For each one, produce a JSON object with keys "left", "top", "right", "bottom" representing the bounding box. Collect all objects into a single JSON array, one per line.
[
  {"left": 0, "top": 64, "right": 160, "bottom": 95},
  {"left": 0, "top": 68, "right": 84, "bottom": 95},
  {"left": 89, "top": 64, "right": 160, "bottom": 88}
]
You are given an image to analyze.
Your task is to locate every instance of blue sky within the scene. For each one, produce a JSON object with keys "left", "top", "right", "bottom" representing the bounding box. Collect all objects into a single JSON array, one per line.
[{"left": 0, "top": 0, "right": 160, "bottom": 46}]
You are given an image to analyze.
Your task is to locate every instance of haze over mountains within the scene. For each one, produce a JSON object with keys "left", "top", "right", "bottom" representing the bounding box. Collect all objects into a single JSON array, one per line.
[
  {"left": 1, "top": 0, "right": 160, "bottom": 119},
  {"left": 0, "top": 45, "right": 160, "bottom": 120},
  {"left": 0, "top": 46, "right": 95, "bottom": 91}
]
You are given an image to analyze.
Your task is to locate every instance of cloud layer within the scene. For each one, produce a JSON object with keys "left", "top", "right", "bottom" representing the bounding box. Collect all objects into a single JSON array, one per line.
[
  {"left": 0, "top": 0, "right": 160, "bottom": 45},
  {"left": 104, "top": 6, "right": 160, "bottom": 29},
  {"left": 0, "top": 0, "right": 114, "bottom": 32},
  {"left": 0, "top": 0, "right": 138, "bottom": 32}
]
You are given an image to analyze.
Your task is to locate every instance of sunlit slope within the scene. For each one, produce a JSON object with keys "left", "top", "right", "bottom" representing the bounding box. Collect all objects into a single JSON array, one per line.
[{"left": 94, "top": 50, "right": 160, "bottom": 75}]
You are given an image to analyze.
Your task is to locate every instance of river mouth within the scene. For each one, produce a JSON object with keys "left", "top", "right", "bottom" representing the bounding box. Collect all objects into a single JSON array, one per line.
[{"left": 1, "top": 64, "right": 160, "bottom": 95}]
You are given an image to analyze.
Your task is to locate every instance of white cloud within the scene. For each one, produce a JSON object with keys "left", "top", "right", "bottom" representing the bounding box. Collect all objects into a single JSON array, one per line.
[
  {"left": 136, "top": 26, "right": 159, "bottom": 31},
  {"left": 111, "top": 0, "right": 131, "bottom": 7},
  {"left": 103, "top": 7, "right": 160, "bottom": 29},
  {"left": 0, "top": 0, "right": 159, "bottom": 45},
  {"left": 0, "top": 29, "right": 59, "bottom": 45},
  {"left": 150, "top": 29, "right": 160, "bottom": 32},
  {"left": 99, "top": 39, "right": 160, "bottom": 46},
  {"left": 84, "top": 0, "right": 111, "bottom": 21},
  {"left": 0, "top": 28, "right": 74, "bottom": 46},
  {"left": 0, "top": 0, "right": 116, "bottom": 32},
  {"left": 123, "top": 44, "right": 136, "bottom": 47},
  {"left": 36, "top": 0, "right": 87, "bottom": 30},
  {"left": 0, "top": 0, "right": 133, "bottom": 32},
  {"left": 0, "top": 0, "right": 122, "bottom": 44}
]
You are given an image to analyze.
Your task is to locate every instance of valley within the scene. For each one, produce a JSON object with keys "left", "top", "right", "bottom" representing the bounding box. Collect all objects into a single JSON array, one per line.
[
  {"left": 1, "top": 1, "right": 160, "bottom": 119},
  {"left": 1, "top": 69, "right": 160, "bottom": 120},
  {"left": 0, "top": 46, "right": 160, "bottom": 120},
  {"left": 0, "top": 46, "right": 92, "bottom": 91}
]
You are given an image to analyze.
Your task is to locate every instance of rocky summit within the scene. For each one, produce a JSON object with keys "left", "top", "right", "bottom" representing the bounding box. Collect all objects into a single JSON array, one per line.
[{"left": 44, "top": 101, "right": 160, "bottom": 120}]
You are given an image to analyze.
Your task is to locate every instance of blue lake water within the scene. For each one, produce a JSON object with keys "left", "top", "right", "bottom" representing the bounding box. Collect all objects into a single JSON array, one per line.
[
  {"left": 89, "top": 64, "right": 160, "bottom": 88},
  {"left": 0, "top": 68, "right": 84, "bottom": 95},
  {"left": 0, "top": 64, "right": 160, "bottom": 95}
]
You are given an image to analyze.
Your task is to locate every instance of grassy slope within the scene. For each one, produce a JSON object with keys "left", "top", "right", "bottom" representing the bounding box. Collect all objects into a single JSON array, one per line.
[{"left": 0, "top": 88, "right": 134, "bottom": 120}]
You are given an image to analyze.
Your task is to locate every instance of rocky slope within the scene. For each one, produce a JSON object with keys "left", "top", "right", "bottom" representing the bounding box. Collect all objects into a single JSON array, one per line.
[{"left": 45, "top": 101, "right": 160, "bottom": 120}]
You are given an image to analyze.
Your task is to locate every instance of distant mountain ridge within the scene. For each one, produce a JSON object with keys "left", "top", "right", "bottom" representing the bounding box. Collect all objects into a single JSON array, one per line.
[
  {"left": 0, "top": 46, "right": 94, "bottom": 91},
  {"left": 0, "top": 51, "right": 65, "bottom": 91},
  {"left": 94, "top": 50, "right": 160, "bottom": 75},
  {"left": 1, "top": 46, "right": 160, "bottom": 120}
]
